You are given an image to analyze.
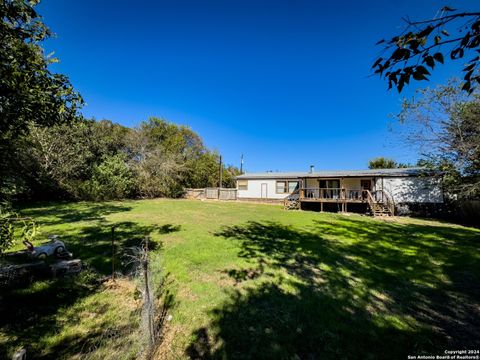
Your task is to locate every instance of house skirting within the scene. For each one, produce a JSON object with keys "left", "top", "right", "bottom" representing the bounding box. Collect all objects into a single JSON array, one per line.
[{"left": 236, "top": 198, "right": 284, "bottom": 204}]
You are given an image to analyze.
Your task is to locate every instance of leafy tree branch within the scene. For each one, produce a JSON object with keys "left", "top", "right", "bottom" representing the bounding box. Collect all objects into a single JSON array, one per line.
[{"left": 373, "top": 6, "right": 480, "bottom": 93}]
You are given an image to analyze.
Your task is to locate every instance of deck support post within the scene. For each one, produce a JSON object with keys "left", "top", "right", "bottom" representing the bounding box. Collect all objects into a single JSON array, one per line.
[{"left": 320, "top": 202, "right": 323, "bottom": 212}]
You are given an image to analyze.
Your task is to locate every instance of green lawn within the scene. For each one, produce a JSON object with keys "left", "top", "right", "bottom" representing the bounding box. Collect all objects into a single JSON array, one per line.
[{"left": 1, "top": 199, "right": 480, "bottom": 359}]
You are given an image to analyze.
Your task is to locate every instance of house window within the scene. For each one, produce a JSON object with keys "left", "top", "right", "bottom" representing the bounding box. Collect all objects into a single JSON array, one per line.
[
  {"left": 319, "top": 179, "right": 340, "bottom": 189},
  {"left": 237, "top": 180, "right": 248, "bottom": 190},
  {"left": 276, "top": 181, "right": 299, "bottom": 194},
  {"left": 288, "top": 181, "right": 299, "bottom": 193},
  {"left": 319, "top": 179, "right": 340, "bottom": 199},
  {"left": 276, "top": 181, "right": 287, "bottom": 193}
]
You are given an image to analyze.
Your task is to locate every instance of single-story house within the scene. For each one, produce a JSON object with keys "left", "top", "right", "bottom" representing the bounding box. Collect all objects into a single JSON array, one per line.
[{"left": 236, "top": 167, "right": 443, "bottom": 215}]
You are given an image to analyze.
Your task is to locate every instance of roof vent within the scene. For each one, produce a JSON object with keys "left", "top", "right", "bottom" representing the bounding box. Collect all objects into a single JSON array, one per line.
[{"left": 310, "top": 165, "right": 315, "bottom": 174}]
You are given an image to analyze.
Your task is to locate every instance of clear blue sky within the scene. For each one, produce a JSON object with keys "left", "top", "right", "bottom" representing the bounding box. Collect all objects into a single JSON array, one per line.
[{"left": 38, "top": 0, "right": 477, "bottom": 172}]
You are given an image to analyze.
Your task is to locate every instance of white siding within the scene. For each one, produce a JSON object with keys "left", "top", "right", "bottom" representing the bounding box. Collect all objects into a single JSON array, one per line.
[
  {"left": 238, "top": 176, "right": 443, "bottom": 203},
  {"left": 237, "top": 179, "right": 296, "bottom": 200},
  {"left": 376, "top": 177, "right": 443, "bottom": 203}
]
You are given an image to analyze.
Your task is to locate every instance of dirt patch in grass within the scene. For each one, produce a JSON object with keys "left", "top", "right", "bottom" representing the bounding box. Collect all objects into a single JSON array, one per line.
[
  {"left": 103, "top": 278, "right": 139, "bottom": 310},
  {"left": 177, "top": 285, "right": 200, "bottom": 301},
  {"left": 153, "top": 323, "right": 183, "bottom": 360}
]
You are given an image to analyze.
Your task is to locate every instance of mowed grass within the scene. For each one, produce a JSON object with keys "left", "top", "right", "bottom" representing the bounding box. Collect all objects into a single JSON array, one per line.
[{"left": 1, "top": 199, "right": 480, "bottom": 359}]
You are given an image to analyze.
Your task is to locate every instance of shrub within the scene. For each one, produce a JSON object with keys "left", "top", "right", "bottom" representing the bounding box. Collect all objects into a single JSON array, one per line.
[{"left": 84, "top": 154, "right": 136, "bottom": 200}]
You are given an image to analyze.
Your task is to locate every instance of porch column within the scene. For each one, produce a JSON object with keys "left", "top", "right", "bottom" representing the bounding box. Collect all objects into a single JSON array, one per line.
[
  {"left": 340, "top": 177, "right": 344, "bottom": 200},
  {"left": 301, "top": 178, "right": 306, "bottom": 199}
]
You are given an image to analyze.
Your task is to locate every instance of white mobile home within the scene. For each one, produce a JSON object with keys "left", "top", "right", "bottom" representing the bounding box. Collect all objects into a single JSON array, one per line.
[{"left": 236, "top": 168, "right": 443, "bottom": 215}]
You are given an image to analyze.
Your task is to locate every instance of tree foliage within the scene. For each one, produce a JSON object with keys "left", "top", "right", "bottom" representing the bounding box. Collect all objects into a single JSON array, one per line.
[
  {"left": 84, "top": 154, "right": 136, "bottom": 201},
  {"left": 373, "top": 6, "right": 480, "bottom": 93},
  {"left": 0, "top": 0, "right": 83, "bottom": 200},
  {"left": 3, "top": 117, "right": 240, "bottom": 201},
  {"left": 395, "top": 80, "right": 480, "bottom": 198},
  {"left": 222, "top": 165, "right": 242, "bottom": 188},
  {"left": 28, "top": 120, "right": 95, "bottom": 198},
  {"left": 128, "top": 124, "right": 185, "bottom": 198},
  {"left": 368, "top": 157, "right": 409, "bottom": 169},
  {"left": 0, "top": 0, "right": 83, "bottom": 138},
  {"left": 0, "top": 202, "right": 38, "bottom": 254}
]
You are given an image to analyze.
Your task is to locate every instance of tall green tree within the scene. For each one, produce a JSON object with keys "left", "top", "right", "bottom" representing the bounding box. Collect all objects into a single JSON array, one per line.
[
  {"left": 89, "top": 119, "right": 131, "bottom": 160},
  {"left": 27, "top": 120, "right": 95, "bottom": 198},
  {"left": 127, "top": 120, "right": 187, "bottom": 198},
  {"left": 0, "top": 0, "right": 82, "bottom": 137},
  {"left": 395, "top": 81, "right": 480, "bottom": 198},
  {"left": 1, "top": 0, "right": 83, "bottom": 198},
  {"left": 4, "top": 114, "right": 240, "bottom": 201},
  {"left": 139, "top": 117, "right": 204, "bottom": 158},
  {"left": 185, "top": 151, "right": 221, "bottom": 189}
]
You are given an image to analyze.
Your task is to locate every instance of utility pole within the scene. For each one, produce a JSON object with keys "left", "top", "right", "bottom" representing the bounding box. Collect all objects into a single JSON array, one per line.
[
  {"left": 219, "top": 155, "right": 222, "bottom": 188},
  {"left": 240, "top": 154, "right": 244, "bottom": 174}
]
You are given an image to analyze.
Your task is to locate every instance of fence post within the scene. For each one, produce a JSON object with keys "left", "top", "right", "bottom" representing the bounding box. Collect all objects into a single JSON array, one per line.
[
  {"left": 142, "top": 236, "right": 155, "bottom": 351},
  {"left": 111, "top": 226, "right": 116, "bottom": 281},
  {"left": 219, "top": 155, "right": 223, "bottom": 188}
]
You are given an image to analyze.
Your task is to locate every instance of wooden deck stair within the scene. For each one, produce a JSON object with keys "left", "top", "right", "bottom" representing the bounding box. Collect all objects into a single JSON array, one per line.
[
  {"left": 369, "top": 202, "right": 393, "bottom": 216},
  {"left": 366, "top": 190, "right": 395, "bottom": 217}
]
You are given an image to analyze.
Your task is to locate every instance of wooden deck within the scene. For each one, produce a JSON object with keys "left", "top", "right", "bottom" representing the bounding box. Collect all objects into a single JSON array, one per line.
[
  {"left": 285, "top": 188, "right": 395, "bottom": 216},
  {"left": 300, "top": 198, "right": 365, "bottom": 203}
]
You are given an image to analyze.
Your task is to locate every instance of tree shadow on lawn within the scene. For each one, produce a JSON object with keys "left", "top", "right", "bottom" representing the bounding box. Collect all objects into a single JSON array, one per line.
[
  {"left": 0, "top": 220, "right": 180, "bottom": 359},
  {"left": 1, "top": 205, "right": 181, "bottom": 358},
  {"left": 17, "top": 201, "right": 182, "bottom": 275},
  {"left": 187, "top": 218, "right": 480, "bottom": 359},
  {"left": 0, "top": 275, "right": 96, "bottom": 359},
  {"left": 0, "top": 273, "right": 143, "bottom": 360},
  {"left": 60, "top": 221, "right": 181, "bottom": 275},
  {"left": 18, "top": 202, "right": 134, "bottom": 226}
]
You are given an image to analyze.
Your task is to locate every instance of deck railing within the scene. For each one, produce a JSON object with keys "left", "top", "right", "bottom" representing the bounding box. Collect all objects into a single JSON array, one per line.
[
  {"left": 371, "top": 189, "right": 395, "bottom": 215},
  {"left": 300, "top": 188, "right": 369, "bottom": 201}
]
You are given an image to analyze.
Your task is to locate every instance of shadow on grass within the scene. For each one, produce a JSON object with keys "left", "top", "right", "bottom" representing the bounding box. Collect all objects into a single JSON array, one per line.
[
  {"left": 222, "top": 265, "right": 264, "bottom": 286},
  {"left": 44, "top": 323, "right": 137, "bottom": 360},
  {"left": 0, "top": 274, "right": 97, "bottom": 359},
  {"left": 19, "top": 202, "right": 134, "bottom": 226},
  {"left": 0, "top": 273, "right": 143, "bottom": 359},
  {"left": 1, "top": 203, "right": 181, "bottom": 359},
  {"left": 0, "top": 220, "right": 179, "bottom": 358},
  {"left": 187, "top": 218, "right": 480, "bottom": 359},
  {"left": 17, "top": 201, "right": 182, "bottom": 275},
  {"left": 56, "top": 222, "right": 181, "bottom": 275}
]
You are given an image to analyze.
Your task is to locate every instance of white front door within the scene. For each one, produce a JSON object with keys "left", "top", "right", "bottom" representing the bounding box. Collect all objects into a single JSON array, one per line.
[{"left": 261, "top": 183, "right": 268, "bottom": 198}]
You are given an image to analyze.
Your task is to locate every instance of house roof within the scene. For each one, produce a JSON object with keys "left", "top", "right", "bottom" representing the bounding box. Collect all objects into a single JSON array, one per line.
[{"left": 236, "top": 167, "right": 437, "bottom": 180}]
